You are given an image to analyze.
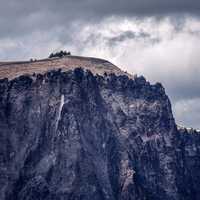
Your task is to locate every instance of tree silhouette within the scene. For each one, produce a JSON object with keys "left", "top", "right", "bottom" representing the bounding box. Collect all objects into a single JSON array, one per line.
[{"left": 49, "top": 50, "right": 71, "bottom": 58}]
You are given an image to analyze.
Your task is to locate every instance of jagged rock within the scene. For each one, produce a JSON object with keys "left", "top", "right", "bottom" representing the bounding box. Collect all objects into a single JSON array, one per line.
[{"left": 0, "top": 66, "right": 200, "bottom": 200}]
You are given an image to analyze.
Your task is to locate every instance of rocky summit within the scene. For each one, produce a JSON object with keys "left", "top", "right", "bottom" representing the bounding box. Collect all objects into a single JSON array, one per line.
[{"left": 0, "top": 56, "right": 200, "bottom": 200}]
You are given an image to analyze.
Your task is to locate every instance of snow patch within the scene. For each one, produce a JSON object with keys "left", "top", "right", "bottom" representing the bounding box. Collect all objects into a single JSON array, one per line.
[{"left": 56, "top": 94, "right": 65, "bottom": 131}]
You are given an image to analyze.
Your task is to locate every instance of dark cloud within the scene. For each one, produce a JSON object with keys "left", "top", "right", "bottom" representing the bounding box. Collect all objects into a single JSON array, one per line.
[
  {"left": 106, "top": 31, "right": 151, "bottom": 45},
  {"left": 3, "top": 0, "right": 200, "bottom": 17},
  {"left": 81, "top": 31, "right": 156, "bottom": 48},
  {"left": 0, "top": 0, "right": 200, "bottom": 39}
]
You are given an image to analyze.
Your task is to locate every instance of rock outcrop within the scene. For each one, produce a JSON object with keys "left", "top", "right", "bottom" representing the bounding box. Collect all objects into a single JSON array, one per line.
[{"left": 0, "top": 58, "right": 200, "bottom": 200}]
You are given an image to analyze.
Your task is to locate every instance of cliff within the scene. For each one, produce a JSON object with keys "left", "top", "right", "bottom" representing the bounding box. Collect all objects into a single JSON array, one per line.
[{"left": 0, "top": 57, "right": 200, "bottom": 200}]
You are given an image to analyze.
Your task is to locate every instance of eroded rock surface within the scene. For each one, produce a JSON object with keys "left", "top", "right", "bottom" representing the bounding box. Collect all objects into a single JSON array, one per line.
[{"left": 0, "top": 68, "right": 200, "bottom": 200}]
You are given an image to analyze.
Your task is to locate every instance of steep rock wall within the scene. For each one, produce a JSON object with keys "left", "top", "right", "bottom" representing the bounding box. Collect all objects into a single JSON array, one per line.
[{"left": 0, "top": 68, "right": 200, "bottom": 200}]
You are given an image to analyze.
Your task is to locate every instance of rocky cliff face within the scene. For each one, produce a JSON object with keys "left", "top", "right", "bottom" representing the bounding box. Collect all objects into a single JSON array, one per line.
[{"left": 0, "top": 67, "right": 200, "bottom": 200}]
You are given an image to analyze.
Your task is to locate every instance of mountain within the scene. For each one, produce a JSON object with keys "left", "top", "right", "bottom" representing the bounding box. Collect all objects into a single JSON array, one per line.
[{"left": 0, "top": 56, "right": 200, "bottom": 200}]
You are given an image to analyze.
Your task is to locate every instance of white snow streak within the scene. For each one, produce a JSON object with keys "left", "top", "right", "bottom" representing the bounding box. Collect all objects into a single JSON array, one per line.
[{"left": 55, "top": 94, "right": 65, "bottom": 131}]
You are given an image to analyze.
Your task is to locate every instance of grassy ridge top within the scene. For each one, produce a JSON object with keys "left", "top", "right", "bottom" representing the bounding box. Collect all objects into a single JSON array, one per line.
[{"left": 0, "top": 55, "right": 130, "bottom": 80}]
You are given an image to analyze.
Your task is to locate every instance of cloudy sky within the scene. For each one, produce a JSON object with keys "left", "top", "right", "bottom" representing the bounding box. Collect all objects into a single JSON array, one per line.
[{"left": 0, "top": 0, "right": 200, "bottom": 129}]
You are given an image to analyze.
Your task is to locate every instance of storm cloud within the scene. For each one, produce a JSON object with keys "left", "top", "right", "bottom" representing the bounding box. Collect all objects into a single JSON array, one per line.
[
  {"left": 0, "top": 0, "right": 200, "bottom": 128},
  {"left": 0, "top": 0, "right": 200, "bottom": 38}
]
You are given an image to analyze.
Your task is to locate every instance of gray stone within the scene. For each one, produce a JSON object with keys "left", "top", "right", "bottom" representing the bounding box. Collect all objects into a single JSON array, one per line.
[{"left": 0, "top": 68, "right": 200, "bottom": 200}]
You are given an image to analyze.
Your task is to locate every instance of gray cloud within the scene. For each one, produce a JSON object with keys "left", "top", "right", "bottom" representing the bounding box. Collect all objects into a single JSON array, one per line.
[
  {"left": 106, "top": 31, "right": 152, "bottom": 45},
  {"left": 81, "top": 30, "right": 158, "bottom": 48},
  {"left": 0, "top": 0, "right": 200, "bottom": 39},
  {"left": 173, "top": 98, "right": 200, "bottom": 129}
]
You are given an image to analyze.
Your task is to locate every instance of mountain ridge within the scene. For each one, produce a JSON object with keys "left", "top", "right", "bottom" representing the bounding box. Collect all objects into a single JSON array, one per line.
[{"left": 0, "top": 55, "right": 130, "bottom": 80}]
